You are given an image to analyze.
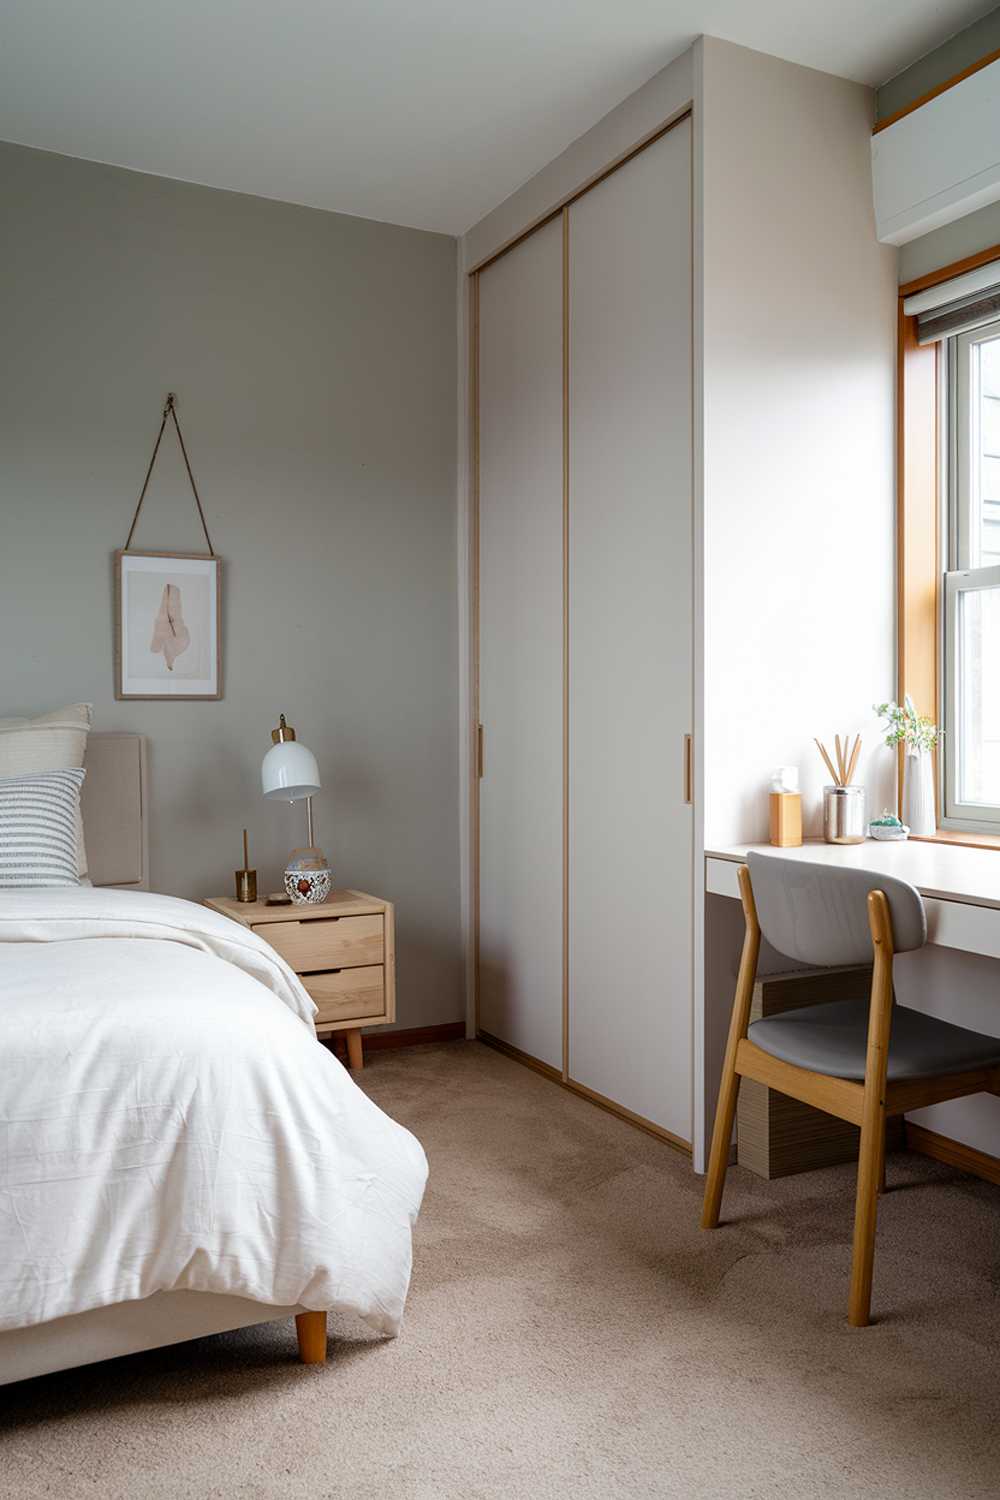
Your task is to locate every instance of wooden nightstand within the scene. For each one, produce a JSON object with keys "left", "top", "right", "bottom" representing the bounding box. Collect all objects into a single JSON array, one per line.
[{"left": 204, "top": 890, "right": 395, "bottom": 1070}]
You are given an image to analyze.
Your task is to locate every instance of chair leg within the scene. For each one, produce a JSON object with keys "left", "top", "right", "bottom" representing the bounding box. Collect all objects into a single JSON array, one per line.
[
  {"left": 849, "top": 1106, "right": 885, "bottom": 1327},
  {"left": 701, "top": 1061, "right": 741, "bottom": 1230},
  {"left": 849, "top": 890, "right": 896, "bottom": 1328},
  {"left": 877, "top": 1122, "right": 887, "bottom": 1196},
  {"left": 701, "top": 864, "right": 760, "bottom": 1231}
]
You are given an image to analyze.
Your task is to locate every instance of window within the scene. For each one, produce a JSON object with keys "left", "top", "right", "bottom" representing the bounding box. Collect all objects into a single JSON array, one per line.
[{"left": 944, "top": 321, "right": 1000, "bottom": 827}]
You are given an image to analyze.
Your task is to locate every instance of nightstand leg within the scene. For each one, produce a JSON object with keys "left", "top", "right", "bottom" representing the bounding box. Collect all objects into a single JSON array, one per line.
[
  {"left": 346, "top": 1029, "right": 364, "bottom": 1071},
  {"left": 295, "top": 1310, "right": 327, "bottom": 1364}
]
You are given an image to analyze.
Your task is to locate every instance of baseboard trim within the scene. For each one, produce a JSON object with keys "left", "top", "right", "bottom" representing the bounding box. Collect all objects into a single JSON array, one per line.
[
  {"left": 322, "top": 1021, "right": 466, "bottom": 1059},
  {"left": 476, "top": 1030, "right": 563, "bottom": 1082},
  {"left": 567, "top": 1076, "right": 692, "bottom": 1155},
  {"left": 905, "top": 1121, "right": 1000, "bottom": 1186},
  {"left": 478, "top": 1030, "right": 691, "bottom": 1156},
  {"left": 363, "top": 1021, "right": 466, "bottom": 1051},
  {"left": 469, "top": 1038, "right": 1000, "bottom": 1178}
]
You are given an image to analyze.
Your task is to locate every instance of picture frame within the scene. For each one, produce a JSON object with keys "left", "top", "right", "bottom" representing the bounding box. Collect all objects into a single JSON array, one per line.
[{"left": 115, "top": 550, "right": 222, "bottom": 700}]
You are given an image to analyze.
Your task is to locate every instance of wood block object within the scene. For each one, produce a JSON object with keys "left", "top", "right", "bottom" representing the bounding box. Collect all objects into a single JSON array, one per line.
[
  {"left": 768, "top": 791, "right": 802, "bottom": 847},
  {"left": 737, "top": 966, "right": 902, "bottom": 1178}
]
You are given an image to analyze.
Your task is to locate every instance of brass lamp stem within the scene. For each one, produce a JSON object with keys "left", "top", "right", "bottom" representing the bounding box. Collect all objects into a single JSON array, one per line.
[{"left": 306, "top": 795, "right": 314, "bottom": 849}]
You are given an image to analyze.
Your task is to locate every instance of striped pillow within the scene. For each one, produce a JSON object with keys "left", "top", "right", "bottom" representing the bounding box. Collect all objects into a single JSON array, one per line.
[
  {"left": 0, "top": 704, "right": 92, "bottom": 879},
  {"left": 0, "top": 768, "right": 86, "bottom": 888}
]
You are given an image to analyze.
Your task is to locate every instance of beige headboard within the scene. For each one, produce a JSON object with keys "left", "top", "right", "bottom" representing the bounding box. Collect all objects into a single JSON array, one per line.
[{"left": 81, "top": 732, "right": 149, "bottom": 890}]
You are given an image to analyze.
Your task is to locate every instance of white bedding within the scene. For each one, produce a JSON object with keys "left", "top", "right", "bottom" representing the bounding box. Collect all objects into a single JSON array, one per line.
[{"left": 0, "top": 889, "right": 427, "bottom": 1337}]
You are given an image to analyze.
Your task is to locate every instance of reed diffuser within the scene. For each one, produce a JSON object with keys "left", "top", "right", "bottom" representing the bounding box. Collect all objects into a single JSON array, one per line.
[{"left": 815, "top": 733, "right": 865, "bottom": 844}]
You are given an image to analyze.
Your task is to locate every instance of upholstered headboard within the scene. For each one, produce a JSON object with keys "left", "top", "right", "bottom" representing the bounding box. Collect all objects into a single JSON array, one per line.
[{"left": 81, "top": 732, "right": 149, "bottom": 890}]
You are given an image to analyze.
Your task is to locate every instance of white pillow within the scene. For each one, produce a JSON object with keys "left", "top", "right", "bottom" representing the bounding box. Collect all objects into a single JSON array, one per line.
[{"left": 0, "top": 704, "right": 92, "bottom": 879}]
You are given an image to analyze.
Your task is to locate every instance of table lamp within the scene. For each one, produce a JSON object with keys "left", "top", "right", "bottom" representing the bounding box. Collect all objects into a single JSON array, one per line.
[{"left": 261, "top": 714, "right": 331, "bottom": 904}]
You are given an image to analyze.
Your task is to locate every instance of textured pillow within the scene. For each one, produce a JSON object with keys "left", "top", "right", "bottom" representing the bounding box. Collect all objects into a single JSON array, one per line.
[
  {"left": 0, "top": 704, "right": 92, "bottom": 878},
  {"left": 0, "top": 768, "right": 86, "bottom": 888}
]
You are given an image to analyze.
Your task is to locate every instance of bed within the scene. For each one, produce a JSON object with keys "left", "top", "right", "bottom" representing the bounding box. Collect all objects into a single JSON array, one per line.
[{"left": 0, "top": 733, "right": 427, "bottom": 1385}]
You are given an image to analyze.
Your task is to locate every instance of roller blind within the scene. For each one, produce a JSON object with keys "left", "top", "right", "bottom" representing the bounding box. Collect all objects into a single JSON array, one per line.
[{"left": 904, "top": 261, "right": 1000, "bottom": 344}]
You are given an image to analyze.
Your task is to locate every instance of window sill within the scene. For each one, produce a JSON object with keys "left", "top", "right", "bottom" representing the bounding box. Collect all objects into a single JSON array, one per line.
[{"left": 911, "top": 830, "right": 1000, "bottom": 852}]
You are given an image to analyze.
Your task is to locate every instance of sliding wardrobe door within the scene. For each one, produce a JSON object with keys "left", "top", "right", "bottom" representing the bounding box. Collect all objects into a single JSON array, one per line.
[
  {"left": 567, "top": 120, "right": 693, "bottom": 1140},
  {"left": 477, "top": 218, "right": 564, "bottom": 1069}
]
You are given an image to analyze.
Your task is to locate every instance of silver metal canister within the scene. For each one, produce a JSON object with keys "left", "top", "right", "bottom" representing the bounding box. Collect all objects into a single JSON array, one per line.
[{"left": 823, "top": 784, "right": 866, "bottom": 844}]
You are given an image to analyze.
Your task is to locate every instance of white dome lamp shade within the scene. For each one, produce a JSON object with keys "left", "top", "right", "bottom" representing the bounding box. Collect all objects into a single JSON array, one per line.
[
  {"left": 261, "top": 722, "right": 320, "bottom": 803},
  {"left": 262, "top": 716, "right": 328, "bottom": 896}
]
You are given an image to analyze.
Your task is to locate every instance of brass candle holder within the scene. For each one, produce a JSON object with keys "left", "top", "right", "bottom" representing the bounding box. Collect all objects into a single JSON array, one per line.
[{"left": 235, "top": 827, "right": 257, "bottom": 903}]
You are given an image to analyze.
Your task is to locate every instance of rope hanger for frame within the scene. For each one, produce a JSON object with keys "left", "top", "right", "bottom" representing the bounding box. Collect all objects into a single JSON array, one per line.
[{"left": 123, "top": 393, "right": 216, "bottom": 555}]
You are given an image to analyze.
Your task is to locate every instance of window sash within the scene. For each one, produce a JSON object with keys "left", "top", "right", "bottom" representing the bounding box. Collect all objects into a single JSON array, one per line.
[
  {"left": 955, "top": 326, "right": 992, "bottom": 569},
  {"left": 954, "top": 328, "right": 975, "bottom": 569},
  {"left": 943, "top": 563, "right": 1000, "bottom": 827},
  {"left": 942, "top": 318, "right": 1000, "bottom": 830}
]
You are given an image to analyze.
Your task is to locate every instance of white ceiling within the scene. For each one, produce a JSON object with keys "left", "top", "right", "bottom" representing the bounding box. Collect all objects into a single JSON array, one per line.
[{"left": 0, "top": 0, "right": 994, "bottom": 236}]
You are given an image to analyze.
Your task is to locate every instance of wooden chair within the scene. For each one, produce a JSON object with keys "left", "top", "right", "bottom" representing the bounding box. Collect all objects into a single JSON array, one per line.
[{"left": 701, "top": 853, "right": 1000, "bottom": 1326}]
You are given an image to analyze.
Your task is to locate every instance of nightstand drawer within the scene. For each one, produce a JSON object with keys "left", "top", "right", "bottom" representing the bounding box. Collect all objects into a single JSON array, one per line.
[
  {"left": 306, "top": 966, "right": 385, "bottom": 1027},
  {"left": 253, "top": 913, "right": 383, "bottom": 972}
]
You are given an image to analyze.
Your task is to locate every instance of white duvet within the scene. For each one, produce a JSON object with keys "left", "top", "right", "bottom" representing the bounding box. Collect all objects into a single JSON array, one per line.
[{"left": 0, "top": 889, "right": 427, "bottom": 1337}]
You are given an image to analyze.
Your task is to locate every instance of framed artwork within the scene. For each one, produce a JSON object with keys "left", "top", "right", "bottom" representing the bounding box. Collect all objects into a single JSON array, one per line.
[{"left": 115, "top": 550, "right": 222, "bottom": 700}]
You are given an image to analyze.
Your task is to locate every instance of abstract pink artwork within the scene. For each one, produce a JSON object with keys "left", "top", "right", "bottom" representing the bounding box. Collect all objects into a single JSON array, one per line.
[{"left": 149, "top": 584, "right": 191, "bottom": 671}]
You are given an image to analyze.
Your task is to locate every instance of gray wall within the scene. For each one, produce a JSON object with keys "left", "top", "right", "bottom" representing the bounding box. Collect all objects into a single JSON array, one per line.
[
  {"left": 898, "top": 198, "right": 1000, "bottom": 284},
  {"left": 877, "top": 5, "right": 1000, "bottom": 121},
  {"left": 700, "top": 38, "right": 897, "bottom": 849},
  {"left": 0, "top": 140, "right": 462, "bottom": 1030}
]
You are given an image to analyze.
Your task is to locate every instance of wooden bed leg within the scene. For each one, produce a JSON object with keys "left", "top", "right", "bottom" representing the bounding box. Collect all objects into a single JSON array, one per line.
[
  {"left": 345, "top": 1029, "right": 364, "bottom": 1071},
  {"left": 296, "top": 1310, "right": 327, "bottom": 1364}
]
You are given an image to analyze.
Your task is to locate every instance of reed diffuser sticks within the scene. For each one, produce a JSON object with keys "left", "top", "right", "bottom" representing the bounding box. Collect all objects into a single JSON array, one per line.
[{"left": 815, "top": 733, "right": 862, "bottom": 787}]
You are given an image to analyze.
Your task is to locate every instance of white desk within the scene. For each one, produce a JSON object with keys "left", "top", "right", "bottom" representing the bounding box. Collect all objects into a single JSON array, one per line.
[{"left": 706, "top": 841, "right": 1000, "bottom": 961}]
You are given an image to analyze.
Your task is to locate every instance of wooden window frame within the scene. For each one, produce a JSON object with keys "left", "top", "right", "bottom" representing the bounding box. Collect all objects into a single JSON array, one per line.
[{"left": 898, "top": 242, "right": 1000, "bottom": 849}]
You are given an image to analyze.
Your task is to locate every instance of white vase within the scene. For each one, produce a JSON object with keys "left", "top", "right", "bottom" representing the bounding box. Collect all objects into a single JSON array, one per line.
[{"left": 903, "top": 748, "right": 936, "bottom": 837}]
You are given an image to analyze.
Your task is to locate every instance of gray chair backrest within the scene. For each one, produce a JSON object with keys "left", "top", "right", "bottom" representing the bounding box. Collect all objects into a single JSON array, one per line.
[{"left": 746, "top": 853, "right": 927, "bottom": 967}]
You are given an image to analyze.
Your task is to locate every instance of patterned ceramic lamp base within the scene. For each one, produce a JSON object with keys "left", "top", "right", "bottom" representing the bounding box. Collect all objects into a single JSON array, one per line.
[{"left": 284, "top": 847, "right": 332, "bottom": 905}]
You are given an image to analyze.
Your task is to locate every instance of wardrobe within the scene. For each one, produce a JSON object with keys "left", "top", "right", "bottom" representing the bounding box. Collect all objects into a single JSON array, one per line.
[{"left": 474, "top": 115, "right": 693, "bottom": 1147}]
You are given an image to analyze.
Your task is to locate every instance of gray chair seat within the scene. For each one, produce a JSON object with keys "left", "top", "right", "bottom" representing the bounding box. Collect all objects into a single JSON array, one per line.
[{"left": 748, "top": 999, "right": 1000, "bottom": 1082}]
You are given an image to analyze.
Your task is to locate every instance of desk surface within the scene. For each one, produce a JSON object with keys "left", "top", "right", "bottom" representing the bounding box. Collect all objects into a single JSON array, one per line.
[{"left": 706, "top": 840, "right": 1000, "bottom": 912}]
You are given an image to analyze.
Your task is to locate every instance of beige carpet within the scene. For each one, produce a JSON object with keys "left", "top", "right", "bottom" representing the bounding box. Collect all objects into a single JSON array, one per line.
[{"left": 3, "top": 1041, "right": 1000, "bottom": 1499}]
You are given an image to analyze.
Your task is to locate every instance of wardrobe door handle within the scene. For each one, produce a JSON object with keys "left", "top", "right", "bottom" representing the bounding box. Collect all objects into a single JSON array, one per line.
[{"left": 684, "top": 734, "right": 692, "bottom": 804}]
